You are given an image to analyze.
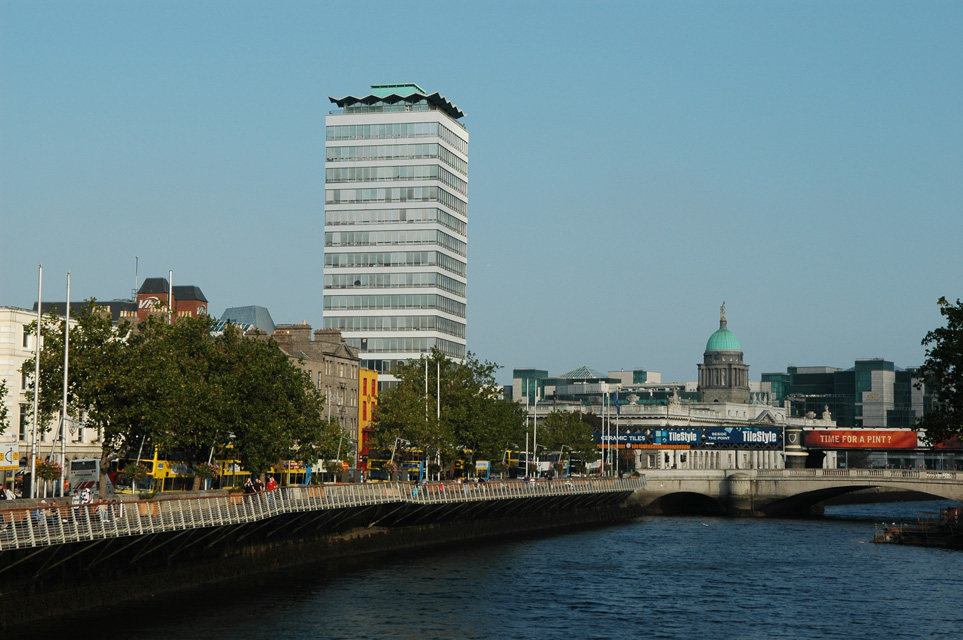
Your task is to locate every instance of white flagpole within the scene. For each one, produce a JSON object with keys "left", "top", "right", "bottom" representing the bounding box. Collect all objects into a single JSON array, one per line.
[
  {"left": 604, "top": 392, "right": 609, "bottom": 476},
  {"left": 30, "top": 264, "right": 42, "bottom": 498},
  {"left": 168, "top": 270, "right": 173, "bottom": 322},
  {"left": 525, "top": 398, "right": 530, "bottom": 476},
  {"left": 533, "top": 388, "right": 538, "bottom": 477},
  {"left": 615, "top": 388, "right": 620, "bottom": 476},
  {"left": 60, "top": 271, "right": 71, "bottom": 497}
]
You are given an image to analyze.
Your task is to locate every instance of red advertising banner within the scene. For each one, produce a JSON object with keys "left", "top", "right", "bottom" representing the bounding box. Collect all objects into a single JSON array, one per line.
[
  {"left": 804, "top": 430, "right": 918, "bottom": 449},
  {"left": 935, "top": 436, "right": 963, "bottom": 449}
]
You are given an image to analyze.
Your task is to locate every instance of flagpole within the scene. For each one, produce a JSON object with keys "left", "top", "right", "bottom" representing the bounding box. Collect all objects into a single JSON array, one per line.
[
  {"left": 615, "top": 387, "right": 620, "bottom": 477},
  {"left": 601, "top": 392, "right": 606, "bottom": 477},
  {"left": 606, "top": 391, "right": 611, "bottom": 476},
  {"left": 60, "top": 271, "right": 70, "bottom": 497},
  {"left": 30, "top": 264, "right": 42, "bottom": 499},
  {"left": 532, "top": 388, "right": 538, "bottom": 477}
]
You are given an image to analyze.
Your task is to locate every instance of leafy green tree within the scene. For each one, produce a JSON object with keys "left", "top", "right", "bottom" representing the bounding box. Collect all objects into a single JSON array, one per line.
[
  {"left": 21, "top": 303, "right": 136, "bottom": 488},
  {"left": 373, "top": 349, "right": 526, "bottom": 473},
  {"left": 134, "top": 314, "right": 223, "bottom": 470},
  {"left": 916, "top": 297, "right": 963, "bottom": 445},
  {"left": 22, "top": 301, "right": 341, "bottom": 491},
  {"left": 537, "top": 411, "right": 600, "bottom": 472},
  {"left": 216, "top": 325, "right": 340, "bottom": 477},
  {"left": 0, "top": 379, "right": 9, "bottom": 435}
]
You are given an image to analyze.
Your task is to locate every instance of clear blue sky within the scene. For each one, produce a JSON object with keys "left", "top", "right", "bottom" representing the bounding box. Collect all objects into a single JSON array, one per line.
[{"left": 2, "top": 1, "right": 960, "bottom": 384}]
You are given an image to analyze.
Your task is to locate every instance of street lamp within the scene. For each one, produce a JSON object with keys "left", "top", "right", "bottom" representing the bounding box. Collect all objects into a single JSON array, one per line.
[
  {"left": 388, "top": 437, "right": 410, "bottom": 481},
  {"left": 227, "top": 434, "right": 236, "bottom": 490},
  {"left": 559, "top": 445, "right": 572, "bottom": 477},
  {"left": 501, "top": 442, "right": 519, "bottom": 477},
  {"left": 534, "top": 444, "right": 546, "bottom": 477}
]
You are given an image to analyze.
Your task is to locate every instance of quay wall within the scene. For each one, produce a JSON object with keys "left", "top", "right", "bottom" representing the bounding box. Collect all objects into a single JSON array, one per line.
[{"left": 0, "top": 483, "right": 642, "bottom": 626}]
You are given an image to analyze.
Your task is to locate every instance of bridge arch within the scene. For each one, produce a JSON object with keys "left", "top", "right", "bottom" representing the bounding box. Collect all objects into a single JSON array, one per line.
[
  {"left": 646, "top": 491, "right": 725, "bottom": 516},
  {"left": 638, "top": 469, "right": 963, "bottom": 517}
]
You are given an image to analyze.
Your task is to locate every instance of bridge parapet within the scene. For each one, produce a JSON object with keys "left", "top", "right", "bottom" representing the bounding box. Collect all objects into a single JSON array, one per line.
[{"left": 753, "top": 468, "right": 960, "bottom": 481}]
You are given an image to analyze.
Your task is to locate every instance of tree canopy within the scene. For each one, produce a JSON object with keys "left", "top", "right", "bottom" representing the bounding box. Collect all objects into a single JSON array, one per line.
[
  {"left": 21, "top": 302, "right": 341, "bottom": 486},
  {"left": 372, "top": 348, "right": 527, "bottom": 472},
  {"left": 536, "top": 411, "right": 600, "bottom": 473},
  {"left": 916, "top": 297, "right": 963, "bottom": 445},
  {"left": 0, "top": 379, "right": 9, "bottom": 435}
]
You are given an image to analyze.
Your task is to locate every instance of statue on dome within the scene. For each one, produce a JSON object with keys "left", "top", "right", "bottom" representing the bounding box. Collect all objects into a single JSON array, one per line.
[{"left": 721, "top": 301, "right": 726, "bottom": 323}]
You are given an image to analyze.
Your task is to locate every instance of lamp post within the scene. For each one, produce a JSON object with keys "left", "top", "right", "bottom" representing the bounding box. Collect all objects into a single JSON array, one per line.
[
  {"left": 501, "top": 442, "right": 519, "bottom": 478},
  {"left": 559, "top": 444, "right": 572, "bottom": 477},
  {"left": 534, "top": 444, "right": 546, "bottom": 477},
  {"left": 227, "top": 434, "right": 236, "bottom": 490}
]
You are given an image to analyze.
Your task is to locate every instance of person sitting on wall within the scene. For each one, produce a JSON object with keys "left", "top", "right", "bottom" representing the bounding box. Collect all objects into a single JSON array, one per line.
[
  {"left": 96, "top": 498, "right": 110, "bottom": 524},
  {"left": 33, "top": 500, "right": 46, "bottom": 525},
  {"left": 47, "top": 500, "right": 63, "bottom": 525}
]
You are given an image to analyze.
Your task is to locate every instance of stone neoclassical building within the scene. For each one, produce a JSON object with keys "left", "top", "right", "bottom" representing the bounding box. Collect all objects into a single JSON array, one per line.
[{"left": 697, "top": 302, "right": 750, "bottom": 404}]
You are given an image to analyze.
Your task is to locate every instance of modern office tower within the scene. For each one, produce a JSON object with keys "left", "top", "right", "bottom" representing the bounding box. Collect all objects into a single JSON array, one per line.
[{"left": 324, "top": 83, "right": 468, "bottom": 388}]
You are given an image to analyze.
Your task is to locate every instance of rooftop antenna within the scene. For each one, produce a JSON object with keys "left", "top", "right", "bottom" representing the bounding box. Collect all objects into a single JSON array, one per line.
[{"left": 132, "top": 255, "right": 139, "bottom": 300}]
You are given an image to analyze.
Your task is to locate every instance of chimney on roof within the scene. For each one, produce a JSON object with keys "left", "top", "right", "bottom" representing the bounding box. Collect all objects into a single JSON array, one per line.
[
  {"left": 272, "top": 323, "right": 313, "bottom": 347},
  {"left": 314, "top": 328, "right": 344, "bottom": 346}
]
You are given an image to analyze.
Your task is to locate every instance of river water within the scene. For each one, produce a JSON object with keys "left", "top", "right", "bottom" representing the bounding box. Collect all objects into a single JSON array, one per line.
[{"left": 32, "top": 500, "right": 963, "bottom": 639}]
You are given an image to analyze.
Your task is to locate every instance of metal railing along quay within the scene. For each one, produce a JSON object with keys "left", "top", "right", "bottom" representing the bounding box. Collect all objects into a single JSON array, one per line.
[{"left": 0, "top": 477, "right": 644, "bottom": 552}]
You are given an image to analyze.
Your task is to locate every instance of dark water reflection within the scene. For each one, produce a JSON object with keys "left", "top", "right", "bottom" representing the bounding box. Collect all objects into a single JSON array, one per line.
[{"left": 28, "top": 501, "right": 963, "bottom": 639}]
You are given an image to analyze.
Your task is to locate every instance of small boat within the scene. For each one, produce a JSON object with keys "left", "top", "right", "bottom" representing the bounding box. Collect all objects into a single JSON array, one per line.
[{"left": 874, "top": 506, "right": 963, "bottom": 549}]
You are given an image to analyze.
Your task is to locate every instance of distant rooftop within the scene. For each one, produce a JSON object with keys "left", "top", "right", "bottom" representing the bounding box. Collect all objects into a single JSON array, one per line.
[
  {"left": 329, "top": 82, "right": 466, "bottom": 120},
  {"left": 215, "top": 305, "right": 276, "bottom": 335},
  {"left": 559, "top": 365, "right": 609, "bottom": 380},
  {"left": 137, "top": 278, "right": 208, "bottom": 302}
]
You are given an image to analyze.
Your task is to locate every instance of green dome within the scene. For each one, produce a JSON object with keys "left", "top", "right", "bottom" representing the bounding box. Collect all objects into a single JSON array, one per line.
[{"left": 706, "top": 327, "right": 741, "bottom": 351}]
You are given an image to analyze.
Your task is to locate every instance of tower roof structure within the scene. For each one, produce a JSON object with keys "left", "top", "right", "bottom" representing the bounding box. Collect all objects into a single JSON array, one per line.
[
  {"left": 329, "top": 83, "right": 466, "bottom": 119},
  {"left": 705, "top": 301, "right": 742, "bottom": 351}
]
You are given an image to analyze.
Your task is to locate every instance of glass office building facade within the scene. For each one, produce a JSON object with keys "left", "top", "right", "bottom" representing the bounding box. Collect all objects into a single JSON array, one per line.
[
  {"left": 785, "top": 359, "right": 925, "bottom": 428},
  {"left": 324, "top": 84, "right": 468, "bottom": 387}
]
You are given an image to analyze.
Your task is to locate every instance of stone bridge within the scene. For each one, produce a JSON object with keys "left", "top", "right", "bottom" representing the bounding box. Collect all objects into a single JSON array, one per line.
[{"left": 636, "top": 468, "right": 963, "bottom": 517}]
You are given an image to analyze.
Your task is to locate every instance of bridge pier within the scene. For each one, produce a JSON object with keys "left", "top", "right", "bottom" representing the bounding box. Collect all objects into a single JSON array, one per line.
[
  {"left": 783, "top": 426, "right": 808, "bottom": 469},
  {"left": 721, "top": 473, "right": 757, "bottom": 517}
]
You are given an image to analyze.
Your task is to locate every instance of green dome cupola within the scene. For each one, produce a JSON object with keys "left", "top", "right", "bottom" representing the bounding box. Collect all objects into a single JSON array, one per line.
[
  {"left": 698, "top": 302, "right": 751, "bottom": 404},
  {"left": 705, "top": 301, "right": 741, "bottom": 351}
]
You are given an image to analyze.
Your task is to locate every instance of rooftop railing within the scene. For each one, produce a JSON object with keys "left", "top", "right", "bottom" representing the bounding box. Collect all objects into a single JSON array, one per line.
[
  {"left": 328, "top": 104, "right": 468, "bottom": 130},
  {"left": 0, "top": 477, "right": 644, "bottom": 552}
]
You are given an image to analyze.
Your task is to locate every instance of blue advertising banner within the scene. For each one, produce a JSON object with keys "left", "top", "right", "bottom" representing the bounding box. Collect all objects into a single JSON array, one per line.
[
  {"left": 704, "top": 427, "right": 782, "bottom": 446},
  {"left": 596, "top": 432, "right": 649, "bottom": 445},
  {"left": 651, "top": 430, "right": 701, "bottom": 445}
]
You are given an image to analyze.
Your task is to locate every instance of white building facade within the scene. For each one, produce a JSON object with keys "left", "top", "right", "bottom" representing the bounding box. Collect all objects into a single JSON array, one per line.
[{"left": 324, "top": 83, "right": 469, "bottom": 388}]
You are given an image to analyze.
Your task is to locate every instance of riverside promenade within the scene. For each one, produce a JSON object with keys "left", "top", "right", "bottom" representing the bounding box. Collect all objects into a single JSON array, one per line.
[
  {"left": 0, "top": 476, "right": 644, "bottom": 552},
  {"left": 1, "top": 475, "right": 646, "bottom": 626}
]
